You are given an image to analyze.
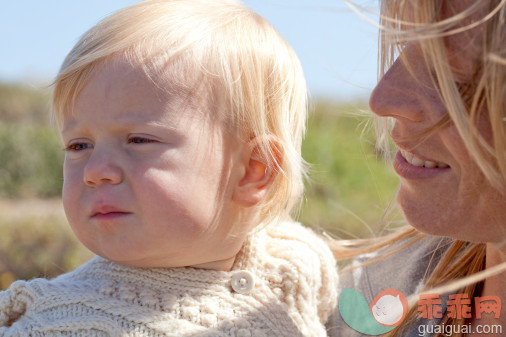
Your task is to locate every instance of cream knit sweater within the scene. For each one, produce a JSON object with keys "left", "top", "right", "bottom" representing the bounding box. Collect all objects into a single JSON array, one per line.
[{"left": 0, "top": 222, "right": 337, "bottom": 336}]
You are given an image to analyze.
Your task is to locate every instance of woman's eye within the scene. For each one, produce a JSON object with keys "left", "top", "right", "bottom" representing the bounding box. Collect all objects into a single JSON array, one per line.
[
  {"left": 128, "top": 137, "right": 157, "bottom": 144},
  {"left": 65, "top": 143, "right": 92, "bottom": 152}
]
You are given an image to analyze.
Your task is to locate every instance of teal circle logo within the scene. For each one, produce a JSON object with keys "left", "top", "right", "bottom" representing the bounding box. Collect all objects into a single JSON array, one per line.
[{"left": 339, "top": 288, "right": 408, "bottom": 335}]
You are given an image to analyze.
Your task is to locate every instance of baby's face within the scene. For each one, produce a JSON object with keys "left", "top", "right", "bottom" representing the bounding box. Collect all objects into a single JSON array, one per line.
[{"left": 61, "top": 58, "right": 247, "bottom": 270}]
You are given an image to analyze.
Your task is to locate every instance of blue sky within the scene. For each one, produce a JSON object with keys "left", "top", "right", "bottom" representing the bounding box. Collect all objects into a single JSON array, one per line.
[{"left": 1, "top": 0, "right": 379, "bottom": 101}]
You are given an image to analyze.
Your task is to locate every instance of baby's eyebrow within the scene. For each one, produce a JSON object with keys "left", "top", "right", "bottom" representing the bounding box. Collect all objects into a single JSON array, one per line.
[
  {"left": 112, "top": 116, "right": 182, "bottom": 131},
  {"left": 128, "top": 120, "right": 181, "bottom": 133},
  {"left": 61, "top": 121, "right": 79, "bottom": 137},
  {"left": 61, "top": 115, "right": 182, "bottom": 137}
]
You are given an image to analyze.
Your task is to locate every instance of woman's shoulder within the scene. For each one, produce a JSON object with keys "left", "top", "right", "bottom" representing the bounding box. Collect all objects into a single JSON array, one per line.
[
  {"left": 334, "top": 233, "right": 452, "bottom": 311},
  {"left": 345, "top": 234, "right": 452, "bottom": 296},
  {"left": 326, "top": 233, "right": 452, "bottom": 337}
]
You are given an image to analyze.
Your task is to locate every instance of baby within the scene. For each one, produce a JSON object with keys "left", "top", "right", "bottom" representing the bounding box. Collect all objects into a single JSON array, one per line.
[{"left": 0, "top": 0, "right": 337, "bottom": 336}]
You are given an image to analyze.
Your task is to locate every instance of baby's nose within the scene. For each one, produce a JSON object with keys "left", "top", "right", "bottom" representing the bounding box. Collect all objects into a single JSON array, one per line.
[{"left": 83, "top": 147, "right": 123, "bottom": 187}]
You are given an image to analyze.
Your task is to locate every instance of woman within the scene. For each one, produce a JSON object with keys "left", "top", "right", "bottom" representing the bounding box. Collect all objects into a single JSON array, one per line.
[{"left": 327, "top": 0, "right": 506, "bottom": 336}]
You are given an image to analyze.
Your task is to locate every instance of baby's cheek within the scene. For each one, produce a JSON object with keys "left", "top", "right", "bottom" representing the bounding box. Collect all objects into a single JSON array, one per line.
[
  {"left": 62, "top": 173, "right": 89, "bottom": 224},
  {"left": 62, "top": 180, "right": 77, "bottom": 212}
]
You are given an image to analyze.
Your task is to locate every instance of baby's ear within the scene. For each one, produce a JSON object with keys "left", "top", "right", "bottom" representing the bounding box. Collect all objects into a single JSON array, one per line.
[{"left": 232, "top": 136, "right": 282, "bottom": 207}]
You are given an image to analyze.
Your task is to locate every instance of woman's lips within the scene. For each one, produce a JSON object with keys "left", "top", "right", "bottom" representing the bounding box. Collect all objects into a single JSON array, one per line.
[{"left": 393, "top": 150, "right": 450, "bottom": 179}]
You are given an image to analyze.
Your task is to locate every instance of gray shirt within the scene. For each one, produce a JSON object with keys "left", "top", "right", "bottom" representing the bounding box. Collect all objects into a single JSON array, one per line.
[{"left": 326, "top": 234, "right": 452, "bottom": 337}]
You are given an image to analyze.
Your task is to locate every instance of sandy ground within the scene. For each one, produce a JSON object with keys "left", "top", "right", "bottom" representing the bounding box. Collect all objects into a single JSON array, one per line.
[{"left": 0, "top": 198, "right": 66, "bottom": 224}]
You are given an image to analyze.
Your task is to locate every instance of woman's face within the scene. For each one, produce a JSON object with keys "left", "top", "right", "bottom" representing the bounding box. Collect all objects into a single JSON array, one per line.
[{"left": 369, "top": 0, "right": 506, "bottom": 243}]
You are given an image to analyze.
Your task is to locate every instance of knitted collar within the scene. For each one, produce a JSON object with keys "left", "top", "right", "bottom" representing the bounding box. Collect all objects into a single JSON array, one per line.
[{"left": 59, "top": 225, "right": 265, "bottom": 294}]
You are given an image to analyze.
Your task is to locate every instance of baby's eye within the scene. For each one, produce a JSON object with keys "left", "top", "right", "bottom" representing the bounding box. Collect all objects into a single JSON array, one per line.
[
  {"left": 128, "top": 136, "right": 158, "bottom": 144},
  {"left": 65, "top": 143, "right": 93, "bottom": 152}
]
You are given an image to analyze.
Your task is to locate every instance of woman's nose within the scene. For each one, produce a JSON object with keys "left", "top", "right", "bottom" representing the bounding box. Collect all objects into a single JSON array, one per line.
[
  {"left": 369, "top": 53, "right": 428, "bottom": 123},
  {"left": 83, "top": 147, "right": 123, "bottom": 187}
]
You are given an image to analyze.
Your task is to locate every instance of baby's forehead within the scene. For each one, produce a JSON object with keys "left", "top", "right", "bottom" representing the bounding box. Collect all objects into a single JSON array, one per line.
[
  {"left": 60, "top": 54, "right": 224, "bottom": 127},
  {"left": 114, "top": 53, "right": 208, "bottom": 101},
  {"left": 120, "top": 53, "right": 228, "bottom": 117}
]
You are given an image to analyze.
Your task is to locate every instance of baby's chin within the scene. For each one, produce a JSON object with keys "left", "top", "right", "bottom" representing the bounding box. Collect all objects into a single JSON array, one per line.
[
  {"left": 95, "top": 252, "right": 237, "bottom": 271},
  {"left": 189, "top": 258, "right": 236, "bottom": 271}
]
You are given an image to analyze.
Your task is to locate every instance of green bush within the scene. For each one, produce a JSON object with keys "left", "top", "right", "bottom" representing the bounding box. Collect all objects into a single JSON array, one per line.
[
  {"left": 0, "top": 83, "right": 52, "bottom": 125},
  {"left": 0, "top": 83, "right": 63, "bottom": 198},
  {"left": 0, "top": 122, "right": 63, "bottom": 198},
  {"left": 299, "top": 102, "right": 400, "bottom": 238}
]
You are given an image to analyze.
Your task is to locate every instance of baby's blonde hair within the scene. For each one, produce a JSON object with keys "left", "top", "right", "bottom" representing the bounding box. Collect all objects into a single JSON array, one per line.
[{"left": 52, "top": 0, "right": 308, "bottom": 225}]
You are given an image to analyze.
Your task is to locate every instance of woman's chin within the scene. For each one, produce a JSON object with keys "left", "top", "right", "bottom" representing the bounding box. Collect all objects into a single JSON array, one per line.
[{"left": 397, "top": 194, "right": 455, "bottom": 238}]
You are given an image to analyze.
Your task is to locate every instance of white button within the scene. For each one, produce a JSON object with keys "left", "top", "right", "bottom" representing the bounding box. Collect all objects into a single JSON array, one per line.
[{"left": 231, "top": 271, "right": 255, "bottom": 294}]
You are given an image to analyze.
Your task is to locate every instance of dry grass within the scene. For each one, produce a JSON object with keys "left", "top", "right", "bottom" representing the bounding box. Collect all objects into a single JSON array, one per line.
[
  {"left": 0, "top": 198, "right": 65, "bottom": 222},
  {"left": 0, "top": 198, "right": 93, "bottom": 289}
]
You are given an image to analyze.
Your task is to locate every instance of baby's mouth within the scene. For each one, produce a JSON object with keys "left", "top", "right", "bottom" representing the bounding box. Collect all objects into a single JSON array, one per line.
[{"left": 400, "top": 149, "right": 449, "bottom": 168}]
